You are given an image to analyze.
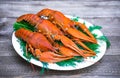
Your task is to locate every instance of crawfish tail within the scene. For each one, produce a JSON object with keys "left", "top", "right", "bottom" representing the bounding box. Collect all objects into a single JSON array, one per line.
[
  {"left": 15, "top": 28, "right": 33, "bottom": 42},
  {"left": 17, "top": 14, "right": 42, "bottom": 26}
]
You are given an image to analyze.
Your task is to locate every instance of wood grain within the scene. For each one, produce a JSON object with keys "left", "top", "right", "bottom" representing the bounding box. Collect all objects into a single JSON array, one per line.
[
  {"left": 0, "top": 0, "right": 120, "bottom": 18},
  {"left": 0, "top": 0, "right": 120, "bottom": 78}
]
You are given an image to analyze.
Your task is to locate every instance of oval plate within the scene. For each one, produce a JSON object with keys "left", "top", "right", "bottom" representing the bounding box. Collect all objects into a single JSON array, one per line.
[{"left": 12, "top": 15, "right": 106, "bottom": 70}]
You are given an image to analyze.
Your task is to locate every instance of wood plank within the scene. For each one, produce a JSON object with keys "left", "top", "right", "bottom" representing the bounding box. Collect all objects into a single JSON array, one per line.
[
  {"left": 0, "top": 55, "right": 120, "bottom": 76},
  {"left": 1, "top": 0, "right": 120, "bottom": 3},
  {"left": 1, "top": 76, "right": 120, "bottom": 78},
  {"left": 1, "top": 0, "right": 120, "bottom": 6},
  {"left": 0, "top": 1, "right": 120, "bottom": 18}
]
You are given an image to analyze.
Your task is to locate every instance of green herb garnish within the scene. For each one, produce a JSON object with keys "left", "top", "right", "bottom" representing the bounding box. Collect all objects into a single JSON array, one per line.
[
  {"left": 56, "top": 56, "right": 83, "bottom": 67},
  {"left": 97, "top": 36, "right": 111, "bottom": 48},
  {"left": 54, "top": 40, "right": 63, "bottom": 46},
  {"left": 89, "top": 25, "right": 102, "bottom": 32},
  {"left": 71, "top": 17, "right": 80, "bottom": 22},
  {"left": 84, "top": 42, "right": 100, "bottom": 54},
  {"left": 13, "top": 21, "right": 36, "bottom": 31}
]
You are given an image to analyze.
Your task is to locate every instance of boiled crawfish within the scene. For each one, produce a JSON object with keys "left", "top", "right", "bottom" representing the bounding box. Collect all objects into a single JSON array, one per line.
[
  {"left": 15, "top": 28, "right": 72, "bottom": 63},
  {"left": 37, "top": 8, "right": 97, "bottom": 43}
]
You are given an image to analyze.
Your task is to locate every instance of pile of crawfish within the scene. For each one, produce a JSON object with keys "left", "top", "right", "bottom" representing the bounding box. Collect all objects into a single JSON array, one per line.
[{"left": 15, "top": 8, "right": 97, "bottom": 63}]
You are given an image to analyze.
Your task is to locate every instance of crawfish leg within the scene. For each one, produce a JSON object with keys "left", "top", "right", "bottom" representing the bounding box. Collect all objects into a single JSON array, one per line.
[
  {"left": 46, "top": 33, "right": 55, "bottom": 44},
  {"left": 35, "top": 49, "right": 42, "bottom": 58},
  {"left": 28, "top": 44, "right": 36, "bottom": 56}
]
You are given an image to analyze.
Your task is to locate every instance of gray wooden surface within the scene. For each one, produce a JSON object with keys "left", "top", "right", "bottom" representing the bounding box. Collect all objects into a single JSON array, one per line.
[{"left": 0, "top": 0, "right": 120, "bottom": 78}]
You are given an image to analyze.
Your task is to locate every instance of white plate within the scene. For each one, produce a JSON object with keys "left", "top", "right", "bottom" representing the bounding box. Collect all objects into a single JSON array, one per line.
[{"left": 12, "top": 15, "right": 106, "bottom": 70}]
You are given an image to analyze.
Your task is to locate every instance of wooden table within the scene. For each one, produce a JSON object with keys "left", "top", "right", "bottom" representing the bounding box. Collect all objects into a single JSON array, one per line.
[{"left": 0, "top": 0, "right": 120, "bottom": 78}]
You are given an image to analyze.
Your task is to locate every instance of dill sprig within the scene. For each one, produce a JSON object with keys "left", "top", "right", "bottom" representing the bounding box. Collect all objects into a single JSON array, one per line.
[
  {"left": 89, "top": 25, "right": 102, "bottom": 32},
  {"left": 88, "top": 25, "right": 110, "bottom": 48},
  {"left": 71, "top": 17, "right": 80, "bottom": 22},
  {"left": 56, "top": 56, "right": 83, "bottom": 67},
  {"left": 84, "top": 42, "right": 100, "bottom": 54},
  {"left": 54, "top": 40, "right": 63, "bottom": 46},
  {"left": 97, "top": 36, "right": 111, "bottom": 48},
  {"left": 13, "top": 21, "right": 36, "bottom": 31}
]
